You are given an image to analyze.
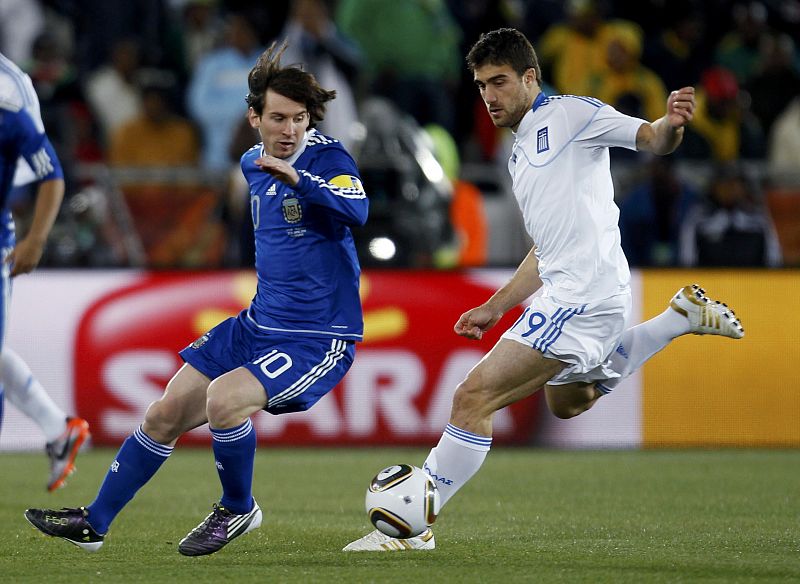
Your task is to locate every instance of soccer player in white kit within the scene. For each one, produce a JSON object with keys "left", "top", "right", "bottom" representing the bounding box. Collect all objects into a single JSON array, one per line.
[
  {"left": 344, "top": 27, "right": 744, "bottom": 552},
  {"left": 0, "top": 52, "right": 90, "bottom": 492}
]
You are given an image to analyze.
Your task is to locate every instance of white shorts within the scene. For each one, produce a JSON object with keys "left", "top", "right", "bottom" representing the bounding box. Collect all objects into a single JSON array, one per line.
[{"left": 502, "top": 293, "right": 632, "bottom": 385}]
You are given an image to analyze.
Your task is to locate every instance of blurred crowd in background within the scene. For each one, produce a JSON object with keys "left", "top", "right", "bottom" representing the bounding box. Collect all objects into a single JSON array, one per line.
[{"left": 3, "top": 0, "right": 799, "bottom": 270}]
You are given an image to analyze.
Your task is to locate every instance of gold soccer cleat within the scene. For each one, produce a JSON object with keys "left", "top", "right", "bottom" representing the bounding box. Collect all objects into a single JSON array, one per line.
[
  {"left": 669, "top": 284, "right": 744, "bottom": 339},
  {"left": 342, "top": 528, "right": 435, "bottom": 551}
]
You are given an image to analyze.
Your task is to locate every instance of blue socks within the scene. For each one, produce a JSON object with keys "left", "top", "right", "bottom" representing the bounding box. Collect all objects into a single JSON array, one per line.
[
  {"left": 211, "top": 419, "right": 256, "bottom": 515},
  {"left": 83, "top": 419, "right": 256, "bottom": 534},
  {"left": 86, "top": 426, "right": 173, "bottom": 534}
]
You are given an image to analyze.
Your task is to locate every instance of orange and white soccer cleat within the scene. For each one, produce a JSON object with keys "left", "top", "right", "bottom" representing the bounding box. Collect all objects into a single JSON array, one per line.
[{"left": 45, "top": 417, "right": 90, "bottom": 492}]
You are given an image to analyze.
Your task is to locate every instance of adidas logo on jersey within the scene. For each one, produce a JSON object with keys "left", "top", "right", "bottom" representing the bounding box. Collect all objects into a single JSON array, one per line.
[{"left": 266, "top": 184, "right": 277, "bottom": 196}]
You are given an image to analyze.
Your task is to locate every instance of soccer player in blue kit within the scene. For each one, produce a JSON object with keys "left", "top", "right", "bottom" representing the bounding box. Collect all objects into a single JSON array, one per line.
[
  {"left": 0, "top": 52, "right": 91, "bottom": 491},
  {"left": 25, "top": 42, "right": 368, "bottom": 556}
]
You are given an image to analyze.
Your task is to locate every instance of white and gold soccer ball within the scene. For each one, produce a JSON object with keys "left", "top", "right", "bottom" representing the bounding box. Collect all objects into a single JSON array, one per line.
[{"left": 365, "top": 464, "right": 440, "bottom": 538}]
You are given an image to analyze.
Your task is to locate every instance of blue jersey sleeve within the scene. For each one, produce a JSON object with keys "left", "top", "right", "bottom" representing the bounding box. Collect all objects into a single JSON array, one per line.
[
  {"left": 11, "top": 108, "right": 64, "bottom": 183},
  {"left": 293, "top": 145, "right": 368, "bottom": 227}
]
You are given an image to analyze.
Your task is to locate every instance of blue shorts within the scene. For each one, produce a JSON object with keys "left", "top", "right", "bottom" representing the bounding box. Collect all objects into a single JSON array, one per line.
[{"left": 179, "top": 309, "right": 355, "bottom": 415}]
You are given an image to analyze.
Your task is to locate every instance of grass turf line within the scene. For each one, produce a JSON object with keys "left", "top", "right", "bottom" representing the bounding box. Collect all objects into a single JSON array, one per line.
[{"left": 2, "top": 448, "right": 798, "bottom": 583}]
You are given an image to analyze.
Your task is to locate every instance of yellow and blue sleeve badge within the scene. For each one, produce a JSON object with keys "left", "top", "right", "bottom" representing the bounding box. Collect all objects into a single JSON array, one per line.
[{"left": 329, "top": 175, "right": 365, "bottom": 192}]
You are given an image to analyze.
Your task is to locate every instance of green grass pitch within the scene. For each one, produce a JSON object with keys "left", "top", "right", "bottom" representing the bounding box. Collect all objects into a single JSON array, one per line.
[{"left": 2, "top": 447, "right": 798, "bottom": 583}]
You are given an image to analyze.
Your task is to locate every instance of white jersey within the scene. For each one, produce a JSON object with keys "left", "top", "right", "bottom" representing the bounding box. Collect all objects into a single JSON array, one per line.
[
  {"left": 508, "top": 93, "right": 646, "bottom": 303},
  {"left": 0, "top": 52, "right": 45, "bottom": 186}
]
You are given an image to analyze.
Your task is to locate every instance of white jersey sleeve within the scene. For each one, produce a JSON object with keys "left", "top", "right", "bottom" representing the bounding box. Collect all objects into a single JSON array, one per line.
[{"left": 573, "top": 99, "right": 646, "bottom": 151}]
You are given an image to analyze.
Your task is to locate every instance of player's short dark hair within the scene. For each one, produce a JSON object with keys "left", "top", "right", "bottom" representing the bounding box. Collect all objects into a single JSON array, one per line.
[
  {"left": 466, "top": 28, "right": 542, "bottom": 84},
  {"left": 245, "top": 41, "right": 336, "bottom": 128}
]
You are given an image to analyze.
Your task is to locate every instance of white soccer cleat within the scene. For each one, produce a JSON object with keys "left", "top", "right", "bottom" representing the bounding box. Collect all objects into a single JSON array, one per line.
[
  {"left": 342, "top": 528, "right": 435, "bottom": 551},
  {"left": 669, "top": 284, "right": 744, "bottom": 339}
]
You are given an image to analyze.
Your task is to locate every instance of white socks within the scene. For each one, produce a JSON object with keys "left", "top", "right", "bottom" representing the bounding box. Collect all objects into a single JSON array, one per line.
[
  {"left": 598, "top": 306, "right": 690, "bottom": 393},
  {"left": 423, "top": 424, "right": 492, "bottom": 508},
  {"left": 1, "top": 348, "right": 66, "bottom": 442}
]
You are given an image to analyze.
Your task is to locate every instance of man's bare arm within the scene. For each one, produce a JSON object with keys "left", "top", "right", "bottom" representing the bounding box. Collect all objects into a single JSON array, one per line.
[
  {"left": 8, "top": 177, "right": 64, "bottom": 276},
  {"left": 454, "top": 246, "right": 542, "bottom": 340},
  {"left": 636, "top": 86, "right": 695, "bottom": 155}
]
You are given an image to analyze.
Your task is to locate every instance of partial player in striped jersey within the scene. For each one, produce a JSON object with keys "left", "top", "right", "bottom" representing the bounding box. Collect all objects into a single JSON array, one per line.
[
  {"left": 344, "top": 27, "right": 744, "bottom": 552},
  {"left": 0, "top": 52, "right": 90, "bottom": 492},
  {"left": 25, "top": 41, "right": 368, "bottom": 556}
]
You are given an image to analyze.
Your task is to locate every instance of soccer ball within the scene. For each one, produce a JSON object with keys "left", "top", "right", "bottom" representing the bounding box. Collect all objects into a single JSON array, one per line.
[{"left": 365, "top": 464, "right": 440, "bottom": 538}]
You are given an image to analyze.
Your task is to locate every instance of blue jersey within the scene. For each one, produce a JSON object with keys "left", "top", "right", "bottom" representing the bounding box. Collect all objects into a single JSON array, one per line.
[
  {"left": 0, "top": 52, "right": 63, "bottom": 248},
  {"left": 241, "top": 129, "right": 368, "bottom": 342}
]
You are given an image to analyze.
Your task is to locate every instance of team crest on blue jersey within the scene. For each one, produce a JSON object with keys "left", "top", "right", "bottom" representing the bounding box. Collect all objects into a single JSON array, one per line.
[
  {"left": 282, "top": 197, "right": 302, "bottom": 223},
  {"left": 537, "top": 127, "right": 550, "bottom": 153},
  {"left": 191, "top": 333, "right": 210, "bottom": 349}
]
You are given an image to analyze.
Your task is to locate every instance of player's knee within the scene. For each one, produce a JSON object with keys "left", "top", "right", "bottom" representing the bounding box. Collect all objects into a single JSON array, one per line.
[
  {"left": 549, "top": 403, "right": 585, "bottom": 419},
  {"left": 451, "top": 378, "right": 494, "bottom": 422},
  {"left": 546, "top": 384, "right": 600, "bottom": 419},
  {"left": 205, "top": 391, "right": 227, "bottom": 427},
  {"left": 206, "top": 383, "right": 236, "bottom": 428},
  {"left": 143, "top": 399, "right": 183, "bottom": 443},
  {"left": 547, "top": 397, "right": 596, "bottom": 419}
]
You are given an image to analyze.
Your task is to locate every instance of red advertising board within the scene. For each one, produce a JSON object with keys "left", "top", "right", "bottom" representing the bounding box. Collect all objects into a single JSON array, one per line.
[{"left": 74, "top": 271, "right": 540, "bottom": 446}]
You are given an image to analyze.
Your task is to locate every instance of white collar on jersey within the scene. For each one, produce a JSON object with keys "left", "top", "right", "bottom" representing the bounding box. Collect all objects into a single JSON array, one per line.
[{"left": 259, "top": 129, "right": 313, "bottom": 165}]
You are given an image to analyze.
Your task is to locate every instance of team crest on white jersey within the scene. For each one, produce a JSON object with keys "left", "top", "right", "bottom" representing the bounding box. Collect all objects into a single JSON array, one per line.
[
  {"left": 536, "top": 127, "right": 550, "bottom": 153},
  {"left": 282, "top": 197, "right": 302, "bottom": 223}
]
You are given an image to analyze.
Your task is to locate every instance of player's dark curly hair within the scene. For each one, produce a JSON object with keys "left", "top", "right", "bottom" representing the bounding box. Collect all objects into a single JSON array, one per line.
[
  {"left": 466, "top": 28, "right": 542, "bottom": 84},
  {"left": 245, "top": 41, "right": 336, "bottom": 128}
]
